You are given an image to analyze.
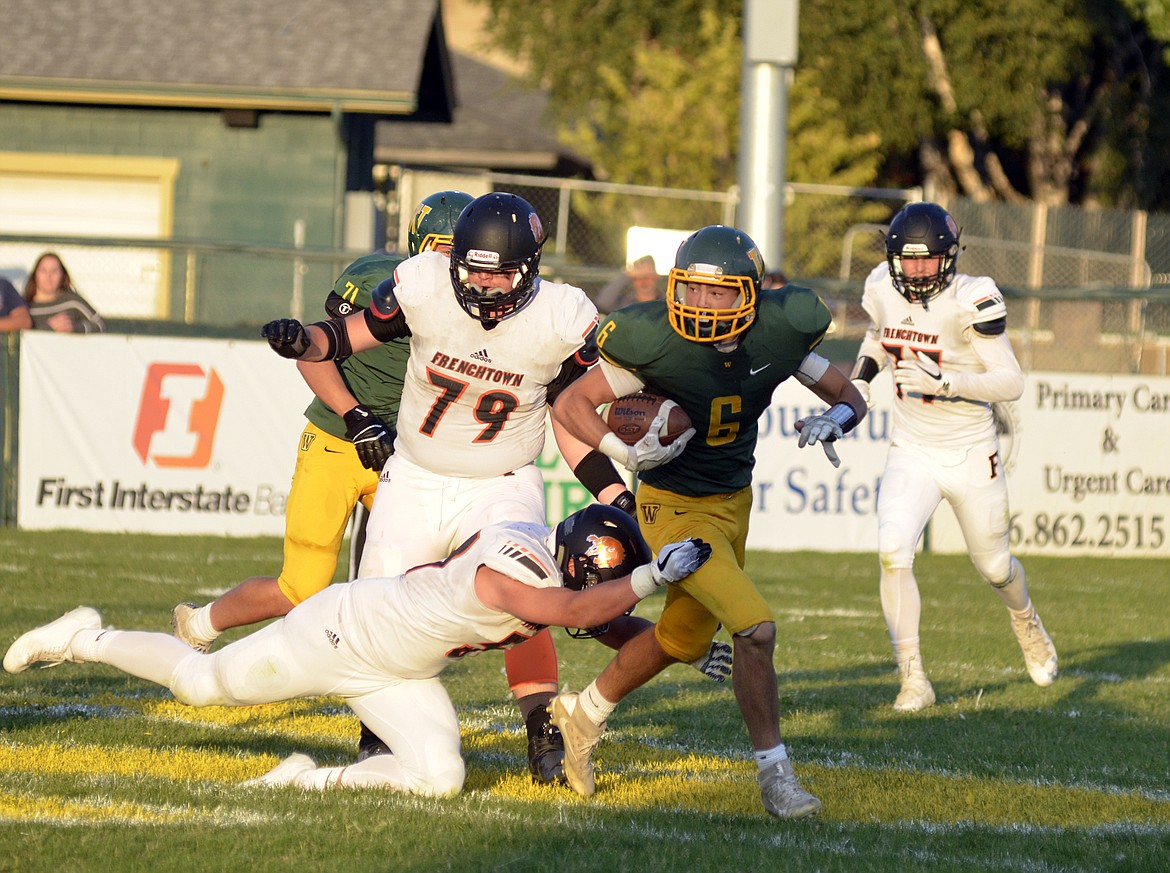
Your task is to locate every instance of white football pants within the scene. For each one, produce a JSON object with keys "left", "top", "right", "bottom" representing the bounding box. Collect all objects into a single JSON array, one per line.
[{"left": 358, "top": 454, "right": 547, "bottom": 579}]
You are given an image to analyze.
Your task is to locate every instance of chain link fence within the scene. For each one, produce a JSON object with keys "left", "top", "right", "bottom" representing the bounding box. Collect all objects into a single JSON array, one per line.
[
  {"left": 837, "top": 196, "right": 1170, "bottom": 374},
  {"left": 4, "top": 178, "right": 1170, "bottom": 373}
]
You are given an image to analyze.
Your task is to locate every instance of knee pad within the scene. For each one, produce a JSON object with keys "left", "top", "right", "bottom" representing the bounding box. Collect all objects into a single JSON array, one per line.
[
  {"left": 877, "top": 524, "right": 916, "bottom": 569},
  {"left": 975, "top": 551, "right": 1013, "bottom": 588},
  {"left": 169, "top": 655, "right": 234, "bottom": 707},
  {"left": 414, "top": 752, "right": 465, "bottom": 798}
]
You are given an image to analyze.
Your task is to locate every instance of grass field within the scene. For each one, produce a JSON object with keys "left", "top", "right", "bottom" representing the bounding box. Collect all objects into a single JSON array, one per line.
[{"left": 0, "top": 528, "right": 1167, "bottom": 872}]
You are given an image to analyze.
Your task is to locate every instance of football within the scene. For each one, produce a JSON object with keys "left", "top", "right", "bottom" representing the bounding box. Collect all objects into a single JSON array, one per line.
[{"left": 605, "top": 392, "right": 692, "bottom": 446}]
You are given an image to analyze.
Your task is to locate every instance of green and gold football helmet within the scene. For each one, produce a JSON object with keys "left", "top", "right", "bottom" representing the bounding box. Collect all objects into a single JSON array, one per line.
[
  {"left": 407, "top": 190, "right": 474, "bottom": 256},
  {"left": 666, "top": 225, "right": 765, "bottom": 343}
]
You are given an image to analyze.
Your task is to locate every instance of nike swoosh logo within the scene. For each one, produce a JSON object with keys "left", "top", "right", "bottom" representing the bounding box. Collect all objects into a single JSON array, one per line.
[
  {"left": 673, "top": 510, "right": 687, "bottom": 515},
  {"left": 749, "top": 364, "right": 771, "bottom": 375},
  {"left": 323, "top": 446, "right": 345, "bottom": 454}
]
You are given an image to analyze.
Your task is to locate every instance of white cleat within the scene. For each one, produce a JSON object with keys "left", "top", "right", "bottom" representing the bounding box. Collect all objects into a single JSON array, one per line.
[
  {"left": 171, "top": 602, "right": 215, "bottom": 653},
  {"left": 241, "top": 753, "right": 317, "bottom": 788},
  {"left": 758, "top": 758, "right": 822, "bottom": 819},
  {"left": 549, "top": 692, "right": 605, "bottom": 798},
  {"left": 3, "top": 607, "right": 102, "bottom": 674},
  {"left": 893, "top": 660, "right": 936, "bottom": 713},
  {"left": 1012, "top": 612, "right": 1058, "bottom": 687}
]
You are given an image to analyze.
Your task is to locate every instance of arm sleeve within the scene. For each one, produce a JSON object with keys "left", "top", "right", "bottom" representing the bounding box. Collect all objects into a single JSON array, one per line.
[
  {"left": 853, "top": 323, "right": 886, "bottom": 378},
  {"left": 946, "top": 333, "right": 1024, "bottom": 402}
]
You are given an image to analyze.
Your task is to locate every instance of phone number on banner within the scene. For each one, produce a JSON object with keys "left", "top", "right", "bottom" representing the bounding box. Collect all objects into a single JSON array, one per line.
[{"left": 1009, "top": 512, "right": 1167, "bottom": 552}]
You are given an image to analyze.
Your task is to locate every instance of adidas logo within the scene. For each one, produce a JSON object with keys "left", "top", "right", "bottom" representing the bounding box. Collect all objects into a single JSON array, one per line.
[
  {"left": 470, "top": 348, "right": 492, "bottom": 363},
  {"left": 901, "top": 316, "right": 914, "bottom": 325}
]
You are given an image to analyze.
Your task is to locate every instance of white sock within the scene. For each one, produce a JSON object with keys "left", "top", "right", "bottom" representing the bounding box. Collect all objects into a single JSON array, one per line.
[
  {"left": 190, "top": 604, "right": 220, "bottom": 642},
  {"left": 70, "top": 628, "right": 194, "bottom": 688},
  {"left": 754, "top": 743, "right": 788, "bottom": 772},
  {"left": 894, "top": 643, "right": 925, "bottom": 676},
  {"left": 994, "top": 557, "right": 1032, "bottom": 612},
  {"left": 578, "top": 681, "right": 616, "bottom": 726}
]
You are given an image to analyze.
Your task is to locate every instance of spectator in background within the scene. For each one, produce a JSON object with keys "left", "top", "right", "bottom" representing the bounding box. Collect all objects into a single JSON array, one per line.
[
  {"left": 762, "top": 270, "right": 788, "bottom": 290},
  {"left": 594, "top": 254, "right": 662, "bottom": 313},
  {"left": 0, "top": 276, "right": 32, "bottom": 332},
  {"left": 23, "top": 252, "right": 105, "bottom": 333}
]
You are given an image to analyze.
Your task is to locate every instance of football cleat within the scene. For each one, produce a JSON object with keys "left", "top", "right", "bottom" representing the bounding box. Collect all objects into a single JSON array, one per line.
[
  {"left": 1011, "top": 611, "right": 1058, "bottom": 687},
  {"left": 357, "top": 722, "right": 393, "bottom": 762},
  {"left": 3, "top": 607, "right": 102, "bottom": 674},
  {"left": 525, "top": 705, "right": 566, "bottom": 785},
  {"left": 893, "top": 656, "right": 936, "bottom": 712},
  {"left": 758, "top": 758, "right": 822, "bottom": 819},
  {"left": 549, "top": 693, "right": 604, "bottom": 797},
  {"left": 241, "top": 753, "right": 317, "bottom": 788},
  {"left": 171, "top": 602, "right": 216, "bottom": 653}
]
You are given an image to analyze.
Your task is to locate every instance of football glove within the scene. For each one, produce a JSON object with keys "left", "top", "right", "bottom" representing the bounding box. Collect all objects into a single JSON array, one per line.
[
  {"left": 796, "top": 416, "right": 843, "bottom": 468},
  {"left": 894, "top": 351, "right": 951, "bottom": 397},
  {"left": 343, "top": 404, "right": 396, "bottom": 471},
  {"left": 262, "top": 318, "right": 310, "bottom": 359},
  {"left": 690, "top": 639, "right": 732, "bottom": 683},
  {"left": 627, "top": 416, "right": 696, "bottom": 472},
  {"left": 629, "top": 537, "right": 712, "bottom": 598}
]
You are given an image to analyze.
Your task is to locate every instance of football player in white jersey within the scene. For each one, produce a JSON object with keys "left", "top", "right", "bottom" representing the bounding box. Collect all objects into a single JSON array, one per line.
[
  {"left": 260, "top": 192, "right": 670, "bottom": 784},
  {"left": 4, "top": 505, "right": 711, "bottom": 795},
  {"left": 850, "top": 202, "right": 1057, "bottom": 712}
]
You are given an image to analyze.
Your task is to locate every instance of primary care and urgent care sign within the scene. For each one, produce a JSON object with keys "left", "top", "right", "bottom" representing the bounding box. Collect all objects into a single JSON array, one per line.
[
  {"left": 929, "top": 372, "right": 1170, "bottom": 557},
  {"left": 18, "top": 332, "right": 312, "bottom": 535}
]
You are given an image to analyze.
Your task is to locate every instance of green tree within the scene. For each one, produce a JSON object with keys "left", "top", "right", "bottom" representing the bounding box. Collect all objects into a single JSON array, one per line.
[
  {"left": 476, "top": 0, "right": 1170, "bottom": 209},
  {"left": 800, "top": 0, "right": 1170, "bottom": 207}
]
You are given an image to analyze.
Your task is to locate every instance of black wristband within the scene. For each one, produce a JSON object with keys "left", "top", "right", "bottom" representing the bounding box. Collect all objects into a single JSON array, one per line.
[
  {"left": 572, "top": 449, "right": 625, "bottom": 499},
  {"left": 609, "top": 489, "right": 636, "bottom": 516},
  {"left": 852, "top": 355, "right": 879, "bottom": 382},
  {"left": 343, "top": 404, "right": 373, "bottom": 431},
  {"left": 825, "top": 402, "right": 859, "bottom": 434}
]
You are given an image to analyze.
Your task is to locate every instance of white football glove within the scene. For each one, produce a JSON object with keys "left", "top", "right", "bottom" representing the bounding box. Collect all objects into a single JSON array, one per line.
[
  {"left": 622, "top": 416, "right": 696, "bottom": 472},
  {"left": 795, "top": 415, "right": 843, "bottom": 468},
  {"left": 894, "top": 351, "right": 951, "bottom": 397},
  {"left": 690, "top": 639, "right": 732, "bottom": 683},
  {"left": 629, "top": 537, "right": 713, "bottom": 597}
]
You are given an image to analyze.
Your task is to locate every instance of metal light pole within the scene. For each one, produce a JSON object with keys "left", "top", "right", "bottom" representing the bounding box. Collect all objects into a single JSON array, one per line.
[{"left": 736, "top": 0, "right": 798, "bottom": 273}]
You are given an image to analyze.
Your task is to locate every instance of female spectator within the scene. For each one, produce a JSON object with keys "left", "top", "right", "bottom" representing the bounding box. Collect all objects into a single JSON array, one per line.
[{"left": 23, "top": 252, "right": 105, "bottom": 333}]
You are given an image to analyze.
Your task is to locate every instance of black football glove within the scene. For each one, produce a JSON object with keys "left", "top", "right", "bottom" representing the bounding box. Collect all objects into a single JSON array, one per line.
[
  {"left": 262, "top": 319, "right": 310, "bottom": 359},
  {"left": 343, "top": 404, "right": 396, "bottom": 471}
]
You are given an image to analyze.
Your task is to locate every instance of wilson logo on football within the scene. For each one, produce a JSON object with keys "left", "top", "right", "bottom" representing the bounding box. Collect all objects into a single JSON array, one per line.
[{"left": 132, "top": 363, "right": 224, "bottom": 468}]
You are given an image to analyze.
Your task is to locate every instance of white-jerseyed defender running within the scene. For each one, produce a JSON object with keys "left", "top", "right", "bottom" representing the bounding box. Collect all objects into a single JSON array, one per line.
[
  {"left": 4, "top": 505, "right": 710, "bottom": 794},
  {"left": 850, "top": 201, "right": 1057, "bottom": 712}
]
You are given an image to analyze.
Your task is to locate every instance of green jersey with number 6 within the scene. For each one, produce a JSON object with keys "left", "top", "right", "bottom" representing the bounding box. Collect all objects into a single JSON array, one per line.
[{"left": 597, "top": 287, "right": 832, "bottom": 497}]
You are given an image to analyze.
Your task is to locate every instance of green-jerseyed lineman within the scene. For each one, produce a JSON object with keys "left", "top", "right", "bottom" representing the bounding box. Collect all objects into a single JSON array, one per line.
[{"left": 549, "top": 224, "right": 868, "bottom": 820}]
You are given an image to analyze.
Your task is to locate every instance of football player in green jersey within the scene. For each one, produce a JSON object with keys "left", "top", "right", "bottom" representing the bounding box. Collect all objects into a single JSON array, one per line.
[
  {"left": 549, "top": 224, "right": 867, "bottom": 819},
  {"left": 170, "top": 191, "right": 472, "bottom": 661}
]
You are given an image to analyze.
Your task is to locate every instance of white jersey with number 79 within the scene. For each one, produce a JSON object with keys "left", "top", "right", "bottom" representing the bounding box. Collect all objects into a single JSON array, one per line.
[{"left": 388, "top": 251, "right": 599, "bottom": 478}]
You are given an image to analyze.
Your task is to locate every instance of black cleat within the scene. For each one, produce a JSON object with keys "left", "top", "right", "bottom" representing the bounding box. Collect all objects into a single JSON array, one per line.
[
  {"left": 357, "top": 721, "right": 392, "bottom": 762},
  {"left": 525, "top": 705, "right": 566, "bottom": 785}
]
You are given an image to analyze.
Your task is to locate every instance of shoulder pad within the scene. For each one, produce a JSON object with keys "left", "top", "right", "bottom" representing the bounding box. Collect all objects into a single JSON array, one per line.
[
  {"left": 324, "top": 290, "right": 361, "bottom": 319},
  {"left": 954, "top": 275, "right": 1008, "bottom": 325}
]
